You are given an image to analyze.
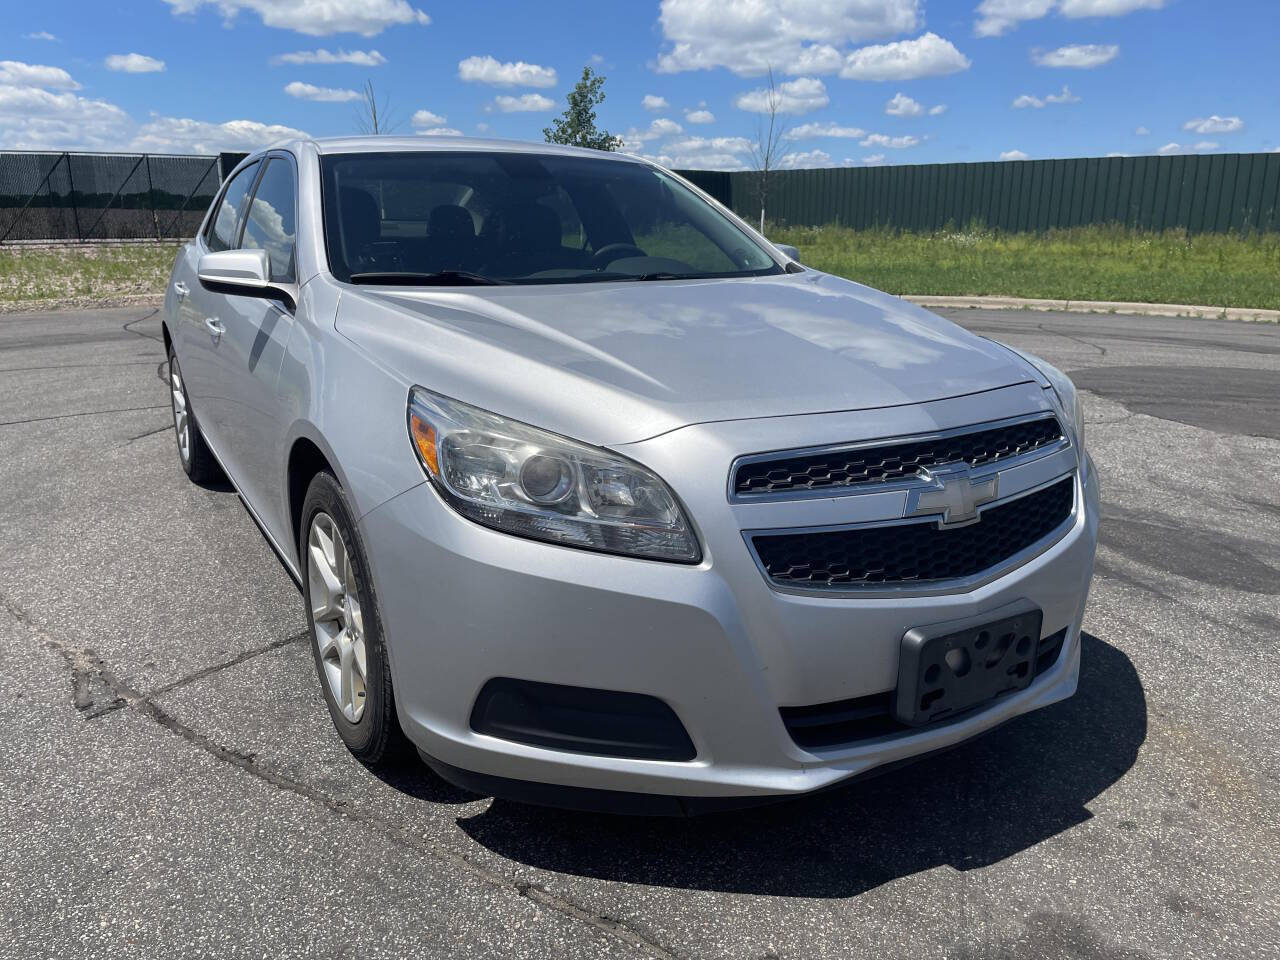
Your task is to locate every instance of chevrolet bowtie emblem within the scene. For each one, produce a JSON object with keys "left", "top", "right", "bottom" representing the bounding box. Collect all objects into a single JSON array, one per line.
[{"left": 905, "top": 463, "right": 999, "bottom": 527}]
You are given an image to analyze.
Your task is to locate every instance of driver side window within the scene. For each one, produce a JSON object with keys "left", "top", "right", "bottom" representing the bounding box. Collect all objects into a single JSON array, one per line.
[{"left": 205, "top": 161, "right": 260, "bottom": 253}]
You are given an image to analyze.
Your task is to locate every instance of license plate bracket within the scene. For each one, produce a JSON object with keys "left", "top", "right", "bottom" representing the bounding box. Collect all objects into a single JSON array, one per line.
[{"left": 895, "top": 599, "right": 1044, "bottom": 727}]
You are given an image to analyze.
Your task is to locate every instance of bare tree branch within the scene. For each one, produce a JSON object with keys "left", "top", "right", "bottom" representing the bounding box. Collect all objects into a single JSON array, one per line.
[
  {"left": 748, "top": 65, "right": 788, "bottom": 234},
  {"left": 354, "top": 80, "right": 399, "bottom": 135}
]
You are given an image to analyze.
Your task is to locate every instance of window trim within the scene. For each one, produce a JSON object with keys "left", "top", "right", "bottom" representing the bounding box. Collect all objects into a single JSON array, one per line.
[
  {"left": 201, "top": 158, "right": 262, "bottom": 253},
  {"left": 239, "top": 151, "right": 300, "bottom": 285}
]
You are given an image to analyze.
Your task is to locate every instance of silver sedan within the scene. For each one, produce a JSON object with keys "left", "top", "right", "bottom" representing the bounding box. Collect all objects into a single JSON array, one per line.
[{"left": 163, "top": 136, "right": 1098, "bottom": 814}]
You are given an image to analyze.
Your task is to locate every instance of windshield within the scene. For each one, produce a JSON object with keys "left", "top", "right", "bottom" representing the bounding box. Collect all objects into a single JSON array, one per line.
[{"left": 319, "top": 151, "right": 783, "bottom": 285}]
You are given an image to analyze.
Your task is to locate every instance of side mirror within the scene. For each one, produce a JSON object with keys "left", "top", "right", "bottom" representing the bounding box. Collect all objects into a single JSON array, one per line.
[
  {"left": 199, "top": 248, "right": 269, "bottom": 289},
  {"left": 771, "top": 242, "right": 801, "bottom": 263},
  {"left": 199, "top": 248, "right": 296, "bottom": 309}
]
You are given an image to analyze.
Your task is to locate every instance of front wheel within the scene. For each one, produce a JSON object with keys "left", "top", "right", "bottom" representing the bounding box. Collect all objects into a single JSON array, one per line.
[
  {"left": 168, "top": 347, "right": 219, "bottom": 484},
  {"left": 300, "top": 471, "right": 407, "bottom": 766}
]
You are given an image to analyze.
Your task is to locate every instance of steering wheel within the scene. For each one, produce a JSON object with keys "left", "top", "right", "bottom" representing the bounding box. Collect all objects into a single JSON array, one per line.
[{"left": 591, "top": 243, "right": 647, "bottom": 269}]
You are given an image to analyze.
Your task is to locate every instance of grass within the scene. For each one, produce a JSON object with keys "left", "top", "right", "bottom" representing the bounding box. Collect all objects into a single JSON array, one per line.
[
  {"left": 0, "top": 242, "right": 181, "bottom": 306},
  {"left": 768, "top": 223, "right": 1280, "bottom": 310},
  {"left": 2, "top": 226, "right": 1278, "bottom": 311}
]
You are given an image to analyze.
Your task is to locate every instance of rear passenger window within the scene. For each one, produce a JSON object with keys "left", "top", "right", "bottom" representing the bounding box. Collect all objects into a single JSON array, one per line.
[
  {"left": 206, "top": 161, "right": 260, "bottom": 252},
  {"left": 240, "top": 158, "right": 297, "bottom": 283}
]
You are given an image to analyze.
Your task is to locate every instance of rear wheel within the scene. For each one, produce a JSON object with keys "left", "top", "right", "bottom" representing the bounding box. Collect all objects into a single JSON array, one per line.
[
  {"left": 168, "top": 347, "right": 218, "bottom": 484},
  {"left": 300, "top": 471, "right": 407, "bottom": 765}
]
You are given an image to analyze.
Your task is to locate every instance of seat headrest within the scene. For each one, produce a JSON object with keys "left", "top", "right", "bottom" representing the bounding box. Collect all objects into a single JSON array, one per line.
[
  {"left": 490, "top": 202, "right": 561, "bottom": 253},
  {"left": 428, "top": 204, "right": 475, "bottom": 241}
]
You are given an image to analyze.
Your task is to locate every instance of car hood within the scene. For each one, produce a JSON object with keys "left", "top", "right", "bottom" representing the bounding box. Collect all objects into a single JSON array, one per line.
[{"left": 335, "top": 270, "right": 1035, "bottom": 446}]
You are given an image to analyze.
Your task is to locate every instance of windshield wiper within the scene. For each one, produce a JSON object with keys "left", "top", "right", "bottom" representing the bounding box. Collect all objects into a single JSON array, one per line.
[{"left": 348, "top": 270, "right": 509, "bottom": 286}]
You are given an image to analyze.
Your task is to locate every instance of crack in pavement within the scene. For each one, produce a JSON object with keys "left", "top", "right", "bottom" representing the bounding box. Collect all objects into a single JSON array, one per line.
[
  {"left": 0, "top": 404, "right": 169, "bottom": 428},
  {"left": 2, "top": 592, "right": 679, "bottom": 960},
  {"left": 83, "top": 631, "right": 309, "bottom": 720},
  {"left": 0, "top": 360, "right": 160, "bottom": 374},
  {"left": 1037, "top": 322, "right": 1109, "bottom": 357},
  {"left": 124, "top": 421, "right": 173, "bottom": 443},
  {"left": 122, "top": 309, "right": 163, "bottom": 344}
]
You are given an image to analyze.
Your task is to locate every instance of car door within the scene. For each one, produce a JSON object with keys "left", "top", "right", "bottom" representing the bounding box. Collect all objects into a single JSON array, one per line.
[
  {"left": 214, "top": 154, "right": 300, "bottom": 548},
  {"left": 178, "top": 159, "right": 261, "bottom": 462}
]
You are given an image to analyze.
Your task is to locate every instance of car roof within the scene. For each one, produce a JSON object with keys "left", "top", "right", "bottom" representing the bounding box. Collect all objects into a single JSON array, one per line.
[{"left": 272, "top": 135, "right": 649, "bottom": 164}]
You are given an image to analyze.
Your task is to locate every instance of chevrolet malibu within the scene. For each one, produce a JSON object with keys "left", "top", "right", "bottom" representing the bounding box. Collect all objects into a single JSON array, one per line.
[{"left": 163, "top": 137, "right": 1098, "bottom": 814}]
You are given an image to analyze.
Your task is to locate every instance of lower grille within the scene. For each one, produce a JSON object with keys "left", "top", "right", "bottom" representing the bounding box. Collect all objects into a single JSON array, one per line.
[
  {"left": 780, "top": 628, "right": 1068, "bottom": 749},
  {"left": 752, "top": 476, "right": 1074, "bottom": 589}
]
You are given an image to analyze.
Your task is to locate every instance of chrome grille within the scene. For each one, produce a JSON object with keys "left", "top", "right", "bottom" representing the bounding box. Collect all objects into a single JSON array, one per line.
[{"left": 733, "top": 416, "right": 1064, "bottom": 498}]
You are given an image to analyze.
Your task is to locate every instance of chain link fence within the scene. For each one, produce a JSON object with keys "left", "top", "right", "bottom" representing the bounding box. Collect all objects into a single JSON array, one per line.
[{"left": 0, "top": 151, "right": 248, "bottom": 244}]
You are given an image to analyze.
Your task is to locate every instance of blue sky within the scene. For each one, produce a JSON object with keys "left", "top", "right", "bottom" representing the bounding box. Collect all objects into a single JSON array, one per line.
[{"left": 2, "top": 0, "right": 1275, "bottom": 168}]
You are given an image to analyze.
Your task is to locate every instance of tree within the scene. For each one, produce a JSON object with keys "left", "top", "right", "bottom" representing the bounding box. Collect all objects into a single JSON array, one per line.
[
  {"left": 748, "top": 66, "right": 788, "bottom": 233},
  {"left": 543, "top": 66, "right": 622, "bottom": 151},
  {"left": 355, "top": 80, "right": 399, "bottom": 135}
]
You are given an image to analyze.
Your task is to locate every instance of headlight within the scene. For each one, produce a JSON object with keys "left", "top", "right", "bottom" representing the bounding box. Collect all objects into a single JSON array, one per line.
[
  {"left": 1007, "top": 347, "right": 1085, "bottom": 457},
  {"left": 407, "top": 387, "right": 700, "bottom": 563}
]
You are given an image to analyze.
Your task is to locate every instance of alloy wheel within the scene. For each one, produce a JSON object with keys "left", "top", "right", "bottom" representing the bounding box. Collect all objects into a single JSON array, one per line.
[
  {"left": 169, "top": 358, "right": 190, "bottom": 464},
  {"left": 307, "top": 512, "right": 367, "bottom": 722}
]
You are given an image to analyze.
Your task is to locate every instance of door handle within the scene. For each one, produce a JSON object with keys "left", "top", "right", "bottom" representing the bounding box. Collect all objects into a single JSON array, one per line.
[
  {"left": 172, "top": 281, "right": 189, "bottom": 300},
  {"left": 204, "top": 317, "right": 225, "bottom": 338}
]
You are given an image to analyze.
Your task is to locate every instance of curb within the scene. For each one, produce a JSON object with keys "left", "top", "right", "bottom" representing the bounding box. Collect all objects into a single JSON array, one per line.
[{"left": 903, "top": 294, "right": 1280, "bottom": 324}]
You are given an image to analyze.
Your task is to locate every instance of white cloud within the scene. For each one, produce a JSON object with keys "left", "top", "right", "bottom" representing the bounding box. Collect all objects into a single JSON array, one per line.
[
  {"left": 886, "top": 94, "right": 946, "bottom": 117},
  {"left": 632, "top": 136, "right": 755, "bottom": 171},
  {"left": 655, "top": 0, "right": 922, "bottom": 76},
  {"left": 271, "top": 48, "right": 386, "bottom": 66},
  {"left": 642, "top": 94, "right": 669, "bottom": 111},
  {"left": 1135, "top": 125, "right": 1149, "bottom": 135},
  {"left": 1183, "top": 115, "right": 1243, "bottom": 134},
  {"left": 494, "top": 93, "right": 555, "bottom": 112},
  {"left": 735, "top": 76, "right": 828, "bottom": 114},
  {"left": 863, "top": 153, "right": 886, "bottom": 165},
  {"left": 1059, "top": 0, "right": 1164, "bottom": 14},
  {"left": 885, "top": 92, "right": 923, "bottom": 116},
  {"left": 975, "top": 0, "right": 1162, "bottom": 36},
  {"left": 860, "top": 132, "right": 919, "bottom": 148},
  {"left": 0, "top": 84, "right": 128, "bottom": 150},
  {"left": 975, "top": 0, "right": 1055, "bottom": 37},
  {"left": 779, "top": 149, "right": 834, "bottom": 169},
  {"left": 105, "top": 53, "right": 166, "bottom": 73},
  {"left": 1032, "top": 43, "right": 1118, "bottom": 68},
  {"left": 1193, "top": 141, "right": 1219, "bottom": 151},
  {"left": 622, "top": 117, "right": 688, "bottom": 149},
  {"left": 284, "top": 80, "right": 360, "bottom": 102},
  {"left": 458, "top": 55, "right": 556, "bottom": 87},
  {"left": 1157, "top": 142, "right": 1181, "bottom": 155},
  {"left": 24, "top": 31, "right": 57, "bottom": 41},
  {"left": 789, "top": 122, "right": 866, "bottom": 138},
  {"left": 840, "top": 32, "right": 971, "bottom": 82},
  {"left": 411, "top": 109, "right": 447, "bottom": 126},
  {"left": 132, "top": 115, "right": 308, "bottom": 153},
  {"left": 416, "top": 127, "right": 463, "bottom": 137},
  {"left": 1000, "top": 149, "right": 1029, "bottom": 160},
  {"left": 1012, "top": 85, "right": 1079, "bottom": 108},
  {"left": 684, "top": 108, "right": 715, "bottom": 123},
  {"left": 163, "top": 0, "right": 429, "bottom": 36},
  {"left": 1105, "top": 152, "right": 1130, "bottom": 157},
  {"left": 0, "top": 60, "right": 79, "bottom": 90}
]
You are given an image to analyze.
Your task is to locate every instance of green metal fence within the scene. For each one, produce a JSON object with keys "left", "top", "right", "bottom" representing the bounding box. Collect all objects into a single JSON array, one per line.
[{"left": 678, "top": 152, "right": 1280, "bottom": 234}]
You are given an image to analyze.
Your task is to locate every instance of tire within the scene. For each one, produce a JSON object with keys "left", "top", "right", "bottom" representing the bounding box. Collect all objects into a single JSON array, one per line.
[
  {"left": 299, "top": 470, "right": 407, "bottom": 766},
  {"left": 167, "top": 347, "right": 219, "bottom": 484}
]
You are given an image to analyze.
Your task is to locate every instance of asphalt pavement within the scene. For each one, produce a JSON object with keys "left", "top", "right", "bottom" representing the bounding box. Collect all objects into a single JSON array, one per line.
[{"left": 0, "top": 305, "right": 1277, "bottom": 959}]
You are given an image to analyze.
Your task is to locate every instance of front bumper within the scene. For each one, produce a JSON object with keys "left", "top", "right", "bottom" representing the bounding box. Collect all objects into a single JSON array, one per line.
[{"left": 360, "top": 392, "right": 1100, "bottom": 805}]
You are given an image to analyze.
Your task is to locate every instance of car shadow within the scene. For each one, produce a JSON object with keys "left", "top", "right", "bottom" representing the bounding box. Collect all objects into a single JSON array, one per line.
[{"left": 450, "top": 632, "right": 1145, "bottom": 898}]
